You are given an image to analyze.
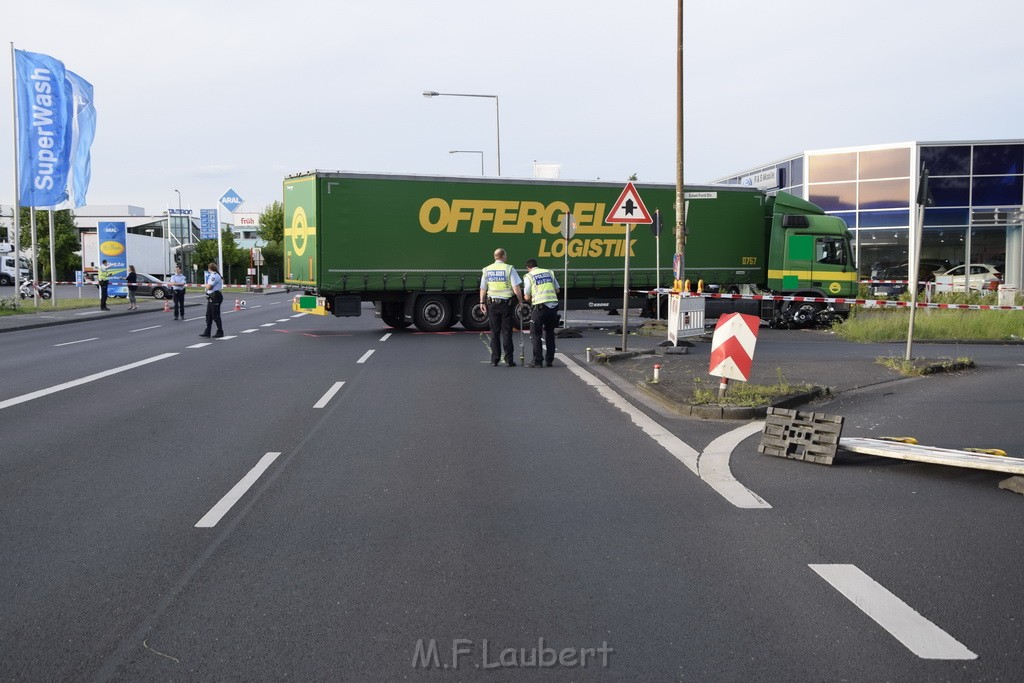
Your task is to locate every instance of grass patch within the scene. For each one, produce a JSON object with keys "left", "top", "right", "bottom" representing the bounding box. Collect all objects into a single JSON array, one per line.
[
  {"left": 834, "top": 305, "right": 1024, "bottom": 342},
  {"left": 687, "top": 369, "right": 814, "bottom": 407},
  {"left": 875, "top": 355, "right": 975, "bottom": 376},
  {"left": 0, "top": 295, "right": 118, "bottom": 316}
]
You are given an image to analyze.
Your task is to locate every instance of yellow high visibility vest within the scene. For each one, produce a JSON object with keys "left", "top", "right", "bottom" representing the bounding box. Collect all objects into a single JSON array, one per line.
[
  {"left": 482, "top": 261, "right": 514, "bottom": 298},
  {"left": 526, "top": 268, "right": 558, "bottom": 305}
]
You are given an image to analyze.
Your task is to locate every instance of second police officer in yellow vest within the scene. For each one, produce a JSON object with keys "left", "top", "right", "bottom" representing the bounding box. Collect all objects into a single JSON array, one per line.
[
  {"left": 479, "top": 248, "right": 524, "bottom": 366},
  {"left": 523, "top": 258, "right": 561, "bottom": 367}
]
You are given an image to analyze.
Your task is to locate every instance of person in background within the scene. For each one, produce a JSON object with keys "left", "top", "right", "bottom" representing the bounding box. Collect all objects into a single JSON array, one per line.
[
  {"left": 479, "top": 248, "right": 524, "bottom": 367},
  {"left": 98, "top": 259, "right": 111, "bottom": 311},
  {"left": 170, "top": 265, "right": 187, "bottom": 320},
  {"left": 199, "top": 262, "right": 224, "bottom": 338},
  {"left": 126, "top": 265, "right": 138, "bottom": 310},
  {"left": 523, "top": 258, "right": 561, "bottom": 368}
]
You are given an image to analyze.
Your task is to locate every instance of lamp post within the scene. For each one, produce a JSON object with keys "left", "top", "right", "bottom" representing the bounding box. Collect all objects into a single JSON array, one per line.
[
  {"left": 449, "top": 150, "right": 485, "bottom": 176},
  {"left": 423, "top": 91, "right": 501, "bottom": 175}
]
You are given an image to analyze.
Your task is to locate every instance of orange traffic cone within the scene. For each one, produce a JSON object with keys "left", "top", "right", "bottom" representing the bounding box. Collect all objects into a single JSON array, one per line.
[
  {"left": 163, "top": 298, "right": 171, "bottom": 312},
  {"left": 234, "top": 299, "right": 241, "bottom": 311}
]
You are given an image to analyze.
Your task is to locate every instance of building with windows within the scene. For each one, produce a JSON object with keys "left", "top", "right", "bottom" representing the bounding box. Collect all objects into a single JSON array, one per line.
[{"left": 713, "top": 140, "right": 1024, "bottom": 290}]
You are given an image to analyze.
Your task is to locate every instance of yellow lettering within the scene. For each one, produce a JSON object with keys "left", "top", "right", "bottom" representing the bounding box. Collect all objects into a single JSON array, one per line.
[
  {"left": 573, "top": 203, "right": 596, "bottom": 229},
  {"left": 419, "top": 198, "right": 450, "bottom": 234},
  {"left": 469, "top": 204, "right": 496, "bottom": 234},
  {"left": 568, "top": 239, "right": 583, "bottom": 258},
  {"left": 518, "top": 201, "right": 544, "bottom": 234},
  {"left": 588, "top": 240, "right": 603, "bottom": 257},
  {"left": 543, "top": 201, "right": 569, "bottom": 235},
  {"left": 538, "top": 239, "right": 552, "bottom": 257},
  {"left": 492, "top": 201, "right": 520, "bottom": 233},
  {"left": 449, "top": 200, "right": 475, "bottom": 233}
]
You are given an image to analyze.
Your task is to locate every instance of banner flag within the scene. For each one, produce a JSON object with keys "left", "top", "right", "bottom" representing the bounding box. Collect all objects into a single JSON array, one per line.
[
  {"left": 66, "top": 70, "right": 96, "bottom": 208},
  {"left": 14, "top": 50, "right": 96, "bottom": 209}
]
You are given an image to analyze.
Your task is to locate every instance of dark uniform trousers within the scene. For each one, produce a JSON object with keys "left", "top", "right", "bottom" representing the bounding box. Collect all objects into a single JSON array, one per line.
[
  {"left": 531, "top": 304, "right": 558, "bottom": 364},
  {"left": 204, "top": 291, "right": 224, "bottom": 334},
  {"left": 172, "top": 289, "right": 186, "bottom": 318},
  {"left": 487, "top": 298, "right": 514, "bottom": 363}
]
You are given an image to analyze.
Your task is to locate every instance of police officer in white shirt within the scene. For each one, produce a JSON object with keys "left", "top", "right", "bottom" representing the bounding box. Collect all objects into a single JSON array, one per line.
[{"left": 479, "top": 248, "right": 524, "bottom": 366}]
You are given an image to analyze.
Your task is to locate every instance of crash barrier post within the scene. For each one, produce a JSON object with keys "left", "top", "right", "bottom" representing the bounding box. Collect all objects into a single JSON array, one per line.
[{"left": 758, "top": 407, "right": 845, "bottom": 465}]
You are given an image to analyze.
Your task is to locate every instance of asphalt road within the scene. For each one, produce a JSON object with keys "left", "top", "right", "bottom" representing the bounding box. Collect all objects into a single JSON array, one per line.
[{"left": 0, "top": 302, "right": 1021, "bottom": 680}]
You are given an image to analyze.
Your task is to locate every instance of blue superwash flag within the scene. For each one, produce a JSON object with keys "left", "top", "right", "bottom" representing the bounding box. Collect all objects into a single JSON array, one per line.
[{"left": 14, "top": 50, "right": 96, "bottom": 208}]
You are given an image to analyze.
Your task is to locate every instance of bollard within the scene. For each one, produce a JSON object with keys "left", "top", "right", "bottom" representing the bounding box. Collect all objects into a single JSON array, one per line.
[
  {"left": 586, "top": 347, "right": 592, "bottom": 363},
  {"left": 652, "top": 363, "right": 661, "bottom": 384}
]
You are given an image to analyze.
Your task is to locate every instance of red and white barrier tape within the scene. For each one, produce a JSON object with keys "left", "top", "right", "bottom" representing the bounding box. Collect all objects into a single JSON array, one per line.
[{"left": 635, "top": 289, "right": 1024, "bottom": 312}]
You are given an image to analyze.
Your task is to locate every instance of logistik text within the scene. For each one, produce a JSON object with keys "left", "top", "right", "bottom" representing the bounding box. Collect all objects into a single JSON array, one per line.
[{"left": 419, "top": 198, "right": 637, "bottom": 258}]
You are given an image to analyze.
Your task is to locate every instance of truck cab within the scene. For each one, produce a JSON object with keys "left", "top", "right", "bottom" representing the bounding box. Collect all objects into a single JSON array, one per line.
[{"left": 0, "top": 243, "right": 32, "bottom": 286}]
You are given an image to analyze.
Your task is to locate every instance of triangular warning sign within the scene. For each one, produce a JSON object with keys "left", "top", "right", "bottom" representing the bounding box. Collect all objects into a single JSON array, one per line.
[{"left": 604, "top": 181, "right": 653, "bottom": 224}]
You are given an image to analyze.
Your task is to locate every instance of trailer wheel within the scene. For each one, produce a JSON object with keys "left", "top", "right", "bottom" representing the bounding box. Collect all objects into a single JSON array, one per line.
[
  {"left": 380, "top": 302, "right": 411, "bottom": 329},
  {"left": 0, "top": 274, "right": 10, "bottom": 286},
  {"left": 414, "top": 294, "right": 453, "bottom": 332},
  {"left": 512, "top": 302, "right": 530, "bottom": 331},
  {"left": 461, "top": 299, "right": 489, "bottom": 331}
]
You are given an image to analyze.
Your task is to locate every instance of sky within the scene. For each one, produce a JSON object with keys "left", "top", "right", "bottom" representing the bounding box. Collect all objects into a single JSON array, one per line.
[{"left": 2, "top": 0, "right": 1023, "bottom": 218}]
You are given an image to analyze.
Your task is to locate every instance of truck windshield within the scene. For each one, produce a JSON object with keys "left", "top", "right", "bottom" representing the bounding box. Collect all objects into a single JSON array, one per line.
[{"left": 815, "top": 237, "right": 849, "bottom": 266}]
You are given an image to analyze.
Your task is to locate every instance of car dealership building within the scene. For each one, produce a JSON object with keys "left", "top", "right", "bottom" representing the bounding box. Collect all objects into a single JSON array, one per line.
[{"left": 713, "top": 140, "right": 1024, "bottom": 290}]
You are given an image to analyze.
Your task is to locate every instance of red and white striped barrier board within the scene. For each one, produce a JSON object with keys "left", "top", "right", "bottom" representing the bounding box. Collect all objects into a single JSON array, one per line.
[{"left": 708, "top": 313, "right": 760, "bottom": 382}]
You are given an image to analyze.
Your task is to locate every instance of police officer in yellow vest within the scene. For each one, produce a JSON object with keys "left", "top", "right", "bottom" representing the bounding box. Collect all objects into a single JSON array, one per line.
[
  {"left": 98, "top": 259, "right": 112, "bottom": 311},
  {"left": 523, "top": 259, "right": 561, "bottom": 367},
  {"left": 479, "top": 248, "right": 524, "bottom": 366}
]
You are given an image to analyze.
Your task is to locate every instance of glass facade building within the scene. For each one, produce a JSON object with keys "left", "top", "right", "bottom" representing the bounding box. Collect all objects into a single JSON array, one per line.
[{"left": 713, "top": 141, "right": 1024, "bottom": 289}]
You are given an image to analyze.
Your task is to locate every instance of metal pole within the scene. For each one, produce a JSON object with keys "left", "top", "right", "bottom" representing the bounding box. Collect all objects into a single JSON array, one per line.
[
  {"left": 48, "top": 209, "right": 56, "bottom": 306},
  {"left": 620, "top": 225, "right": 631, "bottom": 351},
  {"left": 563, "top": 237, "right": 569, "bottom": 329},
  {"left": 29, "top": 207, "right": 39, "bottom": 308},
  {"left": 11, "top": 42, "right": 23, "bottom": 296},
  {"left": 494, "top": 96, "right": 501, "bottom": 176},
  {"left": 674, "top": 0, "right": 685, "bottom": 289}
]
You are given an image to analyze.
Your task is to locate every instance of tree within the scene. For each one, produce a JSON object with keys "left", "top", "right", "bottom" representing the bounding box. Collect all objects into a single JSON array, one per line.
[
  {"left": 258, "top": 201, "right": 284, "bottom": 244},
  {"left": 15, "top": 208, "right": 80, "bottom": 280},
  {"left": 193, "top": 228, "right": 249, "bottom": 284},
  {"left": 257, "top": 201, "right": 285, "bottom": 281}
]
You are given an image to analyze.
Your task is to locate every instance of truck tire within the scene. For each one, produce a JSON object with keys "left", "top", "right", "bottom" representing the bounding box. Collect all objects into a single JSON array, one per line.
[
  {"left": 380, "top": 302, "right": 411, "bottom": 329},
  {"left": 0, "top": 274, "right": 10, "bottom": 286},
  {"left": 512, "top": 302, "right": 530, "bottom": 331},
  {"left": 414, "top": 294, "right": 453, "bottom": 332},
  {"left": 461, "top": 298, "right": 488, "bottom": 331}
]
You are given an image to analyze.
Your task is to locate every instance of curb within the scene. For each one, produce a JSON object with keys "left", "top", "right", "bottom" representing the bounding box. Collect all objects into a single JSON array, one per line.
[{"left": 634, "top": 382, "right": 831, "bottom": 420}]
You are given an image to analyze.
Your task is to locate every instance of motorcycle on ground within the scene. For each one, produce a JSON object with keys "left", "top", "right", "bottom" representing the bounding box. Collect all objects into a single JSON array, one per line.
[{"left": 18, "top": 280, "right": 53, "bottom": 300}]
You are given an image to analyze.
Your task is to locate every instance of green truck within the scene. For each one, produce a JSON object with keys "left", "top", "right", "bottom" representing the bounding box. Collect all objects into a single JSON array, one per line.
[{"left": 284, "top": 171, "right": 857, "bottom": 331}]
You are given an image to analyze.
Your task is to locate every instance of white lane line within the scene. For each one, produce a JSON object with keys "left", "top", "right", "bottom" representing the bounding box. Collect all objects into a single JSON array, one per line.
[
  {"left": 809, "top": 564, "right": 976, "bottom": 660},
  {"left": 275, "top": 318, "right": 290, "bottom": 322},
  {"left": 240, "top": 329, "right": 258, "bottom": 334},
  {"left": 260, "top": 323, "right": 276, "bottom": 327},
  {"left": 195, "top": 452, "right": 282, "bottom": 528},
  {"left": 249, "top": 304, "right": 262, "bottom": 309},
  {"left": 130, "top": 325, "right": 162, "bottom": 333},
  {"left": 0, "top": 353, "right": 178, "bottom": 411},
  {"left": 54, "top": 337, "right": 99, "bottom": 347},
  {"left": 291, "top": 313, "right": 307, "bottom": 318},
  {"left": 560, "top": 353, "right": 698, "bottom": 476},
  {"left": 561, "top": 353, "right": 769, "bottom": 508},
  {"left": 216, "top": 335, "right": 238, "bottom": 340},
  {"left": 356, "top": 349, "right": 375, "bottom": 364},
  {"left": 698, "top": 422, "right": 772, "bottom": 509},
  {"left": 187, "top": 343, "right": 212, "bottom": 348},
  {"left": 380, "top": 332, "right": 392, "bottom": 342},
  {"left": 313, "top": 381, "right": 346, "bottom": 408}
]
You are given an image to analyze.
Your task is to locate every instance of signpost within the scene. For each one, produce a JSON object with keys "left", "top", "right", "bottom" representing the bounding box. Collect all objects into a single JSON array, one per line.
[
  {"left": 605, "top": 182, "right": 653, "bottom": 351},
  {"left": 708, "top": 313, "right": 760, "bottom": 400},
  {"left": 217, "top": 188, "right": 245, "bottom": 275},
  {"left": 557, "top": 212, "right": 581, "bottom": 337}
]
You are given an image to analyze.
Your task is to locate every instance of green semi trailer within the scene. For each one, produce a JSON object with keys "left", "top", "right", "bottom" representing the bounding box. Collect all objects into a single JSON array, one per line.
[{"left": 284, "top": 171, "right": 856, "bottom": 331}]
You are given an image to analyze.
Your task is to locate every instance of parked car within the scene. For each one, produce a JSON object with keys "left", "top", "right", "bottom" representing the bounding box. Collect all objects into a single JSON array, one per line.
[
  {"left": 933, "top": 264, "right": 1002, "bottom": 293},
  {"left": 94, "top": 272, "right": 174, "bottom": 299},
  {"left": 869, "top": 260, "right": 948, "bottom": 298}
]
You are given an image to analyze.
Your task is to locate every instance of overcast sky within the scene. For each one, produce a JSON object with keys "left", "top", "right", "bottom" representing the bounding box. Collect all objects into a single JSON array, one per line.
[{"left": 2, "top": 0, "right": 1022, "bottom": 218}]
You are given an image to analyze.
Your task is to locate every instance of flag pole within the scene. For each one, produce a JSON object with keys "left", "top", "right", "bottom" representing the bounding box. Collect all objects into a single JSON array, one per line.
[
  {"left": 48, "top": 209, "right": 57, "bottom": 306},
  {"left": 10, "top": 43, "right": 23, "bottom": 294}
]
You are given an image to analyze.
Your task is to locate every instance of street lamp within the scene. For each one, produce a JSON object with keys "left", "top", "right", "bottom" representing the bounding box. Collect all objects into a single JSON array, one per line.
[
  {"left": 449, "top": 150, "right": 485, "bottom": 176},
  {"left": 423, "top": 91, "right": 501, "bottom": 175}
]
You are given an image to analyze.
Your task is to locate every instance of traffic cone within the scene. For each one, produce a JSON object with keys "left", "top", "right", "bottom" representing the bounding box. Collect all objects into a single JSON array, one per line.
[
  {"left": 163, "top": 298, "right": 171, "bottom": 312},
  {"left": 234, "top": 299, "right": 241, "bottom": 311}
]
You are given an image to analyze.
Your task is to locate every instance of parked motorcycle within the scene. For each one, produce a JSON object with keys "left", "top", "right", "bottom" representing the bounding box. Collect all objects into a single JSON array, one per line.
[{"left": 19, "top": 280, "right": 52, "bottom": 300}]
